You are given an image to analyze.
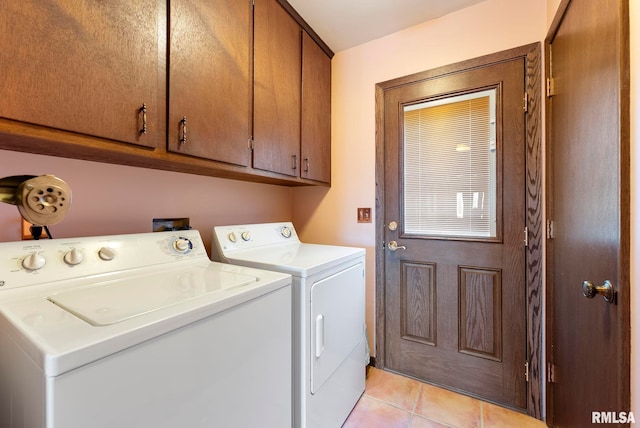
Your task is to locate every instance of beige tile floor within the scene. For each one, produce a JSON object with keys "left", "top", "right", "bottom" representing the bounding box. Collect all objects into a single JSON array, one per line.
[{"left": 343, "top": 367, "right": 546, "bottom": 428}]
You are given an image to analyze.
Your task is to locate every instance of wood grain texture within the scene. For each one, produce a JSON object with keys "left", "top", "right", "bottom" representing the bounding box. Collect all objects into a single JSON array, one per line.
[
  {"left": 401, "top": 262, "right": 436, "bottom": 345},
  {"left": 253, "top": 0, "right": 301, "bottom": 177},
  {"left": 382, "top": 58, "right": 526, "bottom": 409},
  {"left": 458, "top": 267, "right": 502, "bottom": 361},
  {"left": 545, "top": 0, "right": 630, "bottom": 425},
  {"left": 0, "top": 0, "right": 332, "bottom": 188},
  {"left": 0, "top": 0, "right": 162, "bottom": 148},
  {"left": 375, "top": 43, "right": 542, "bottom": 416},
  {"left": 0, "top": 120, "right": 324, "bottom": 187},
  {"left": 168, "top": 0, "right": 252, "bottom": 166},
  {"left": 300, "top": 31, "right": 331, "bottom": 184},
  {"left": 524, "top": 44, "right": 544, "bottom": 420}
]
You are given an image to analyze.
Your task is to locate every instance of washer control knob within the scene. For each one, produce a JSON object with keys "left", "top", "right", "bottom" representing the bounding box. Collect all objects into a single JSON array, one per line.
[
  {"left": 281, "top": 226, "right": 292, "bottom": 238},
  {"left": 63, "top": 248, "right": 84, "bottom": 266},
  {"left": 22, "top": 253, "right": 46, "bottom": 270},
  {"left": 98, "top": 246, "right": 116, "bottom": 261},
  {"left": 173, "top": 238, "right": 192, "bottom": 253},
  {"left": 228, "top": 232, "right": 237, "bottom": 243},
  {"left": 241, "top": 231, "right": 251, "bottom": 241}
]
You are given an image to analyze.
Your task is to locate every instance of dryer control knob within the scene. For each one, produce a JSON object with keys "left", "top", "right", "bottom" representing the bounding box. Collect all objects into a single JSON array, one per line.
[
  {"left": 173, "top": 238, "right": 192, "bottom": 253},
  {"left": 63, "top": 248, "right": 84, "bottom": 266},
  {"left": 98, "top": 246, "right": 116, "bottom": 261},
  {"left": 228, "top": 232, "right": 237, "bottom": 243},
  {"left": 22, "top": 253, "right": 46, "bottom": 270},
  {"left": 241, "top": 231, "right": 251, "bottom": 241}
]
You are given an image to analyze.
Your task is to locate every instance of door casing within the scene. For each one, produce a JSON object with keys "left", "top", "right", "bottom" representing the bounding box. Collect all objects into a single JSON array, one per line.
[{"left": 375, "top": 43, "right": 543, "bottom": 418}]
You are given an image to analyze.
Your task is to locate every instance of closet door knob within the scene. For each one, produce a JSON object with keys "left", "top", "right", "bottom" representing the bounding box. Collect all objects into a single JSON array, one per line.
[{"left": 582, "top": 280, "right": 615, "bottom": 303}]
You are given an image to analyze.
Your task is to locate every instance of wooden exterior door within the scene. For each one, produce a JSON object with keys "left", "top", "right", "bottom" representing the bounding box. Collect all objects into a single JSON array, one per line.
[
  {"left": 379, "top": 56, "right": 528, "bottom": 409},
  {"left": 545, "top": 0, "right": 631, "bottom": 426}
]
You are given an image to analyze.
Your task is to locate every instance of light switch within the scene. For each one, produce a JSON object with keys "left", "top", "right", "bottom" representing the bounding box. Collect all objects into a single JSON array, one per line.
[{"left": 357, "top": 208, "right": 371, "bottom": 223}]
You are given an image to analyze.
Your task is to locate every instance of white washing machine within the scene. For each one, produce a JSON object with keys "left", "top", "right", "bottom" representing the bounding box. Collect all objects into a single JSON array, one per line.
[
  {"left": 212, "top": 222, "right": 367, "bottom": 428},
  {"left": 0, "top": 230, "right": 292, "bottom": 428}
]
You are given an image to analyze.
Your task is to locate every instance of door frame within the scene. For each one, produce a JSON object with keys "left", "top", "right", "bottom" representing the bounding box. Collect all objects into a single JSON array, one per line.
[
  {"left": 374, "top": 43, "right": 543, "bottom": 419},
  {"left": 544, "top": 1, "right": 631, "bottom": 425}
]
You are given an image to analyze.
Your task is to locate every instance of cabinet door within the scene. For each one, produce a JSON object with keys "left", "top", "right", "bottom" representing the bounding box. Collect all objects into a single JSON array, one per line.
[
  {"left": 253, "top": 0, "right": 301, "bottom": 177},
  {"left": 0, "top": 0, "right": 161, "bottom": 148},
  {"left": 301, "top": 32, "right": 331, "bottom": 184},
  {"left": 168, "top": 0, "right": 251, "bottom": 166}
]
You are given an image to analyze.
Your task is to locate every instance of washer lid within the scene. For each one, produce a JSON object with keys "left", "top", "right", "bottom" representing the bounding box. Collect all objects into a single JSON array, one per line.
[{"left": 48, "top": 267, "right": 257, "bottom": 326}]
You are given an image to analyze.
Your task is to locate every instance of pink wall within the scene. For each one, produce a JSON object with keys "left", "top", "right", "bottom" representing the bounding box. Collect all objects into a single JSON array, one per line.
[
  {"left": 0, "top": 149, "right": 293, "bottom": 253},
  {"left": 293, "top": 0, "right": 546, "bottom": 362}
]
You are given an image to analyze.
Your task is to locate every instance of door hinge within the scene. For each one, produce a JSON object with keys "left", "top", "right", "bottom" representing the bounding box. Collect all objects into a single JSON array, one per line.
[
  {"left": 523, "top": 92, "right": 529, "bottom": 113},
  {"left": 546, "top": 219, "right": 554, "bottom": 240},
  {"left": 547, "top": 362, "right": 558, "bottom": 383},
  {"left": 546, "top": 77, "right": 556, "bottom": 97},
  {"left": 524, "top": 361, "right": 529, "bottom": 382},
  {"left": 248, "top": 138, "right": 254, "bottom": 150},
  {"left": 250, "top": 0, "right": 255, "bottom": 9},
  {"left": 523, "top": 226, "right": 529, "bottom": 247}
]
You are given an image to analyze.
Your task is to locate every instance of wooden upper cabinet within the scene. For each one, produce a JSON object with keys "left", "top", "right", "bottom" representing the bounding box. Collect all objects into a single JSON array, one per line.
[
  {"left": 301, "top": 32, "right": 331, "bottom": 184},
  {"left": 168, "top": 0, "right": 252, "bottom": 166},
  {"left": 253, "top": 0, "right": 302, "bottom": 177},
  {"left": 0, "top": 0, "right": 161, "bottom": 148},
  {"left": 0, "top": 0, "right": 330, "bottom": 186}
]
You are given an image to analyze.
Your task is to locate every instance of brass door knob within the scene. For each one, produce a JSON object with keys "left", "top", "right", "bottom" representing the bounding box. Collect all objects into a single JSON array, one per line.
[{"left": 582, "top": 280, "right": 615, "bottom": 303}]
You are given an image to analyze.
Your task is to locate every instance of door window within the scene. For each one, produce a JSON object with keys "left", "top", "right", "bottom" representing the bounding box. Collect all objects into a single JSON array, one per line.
[{"left": 403, "top": 89, "right": 498, "bottom": 239}]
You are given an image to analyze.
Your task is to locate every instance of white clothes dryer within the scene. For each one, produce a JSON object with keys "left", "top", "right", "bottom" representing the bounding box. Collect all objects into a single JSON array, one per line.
[
  {"left": 0, "top": 230, "right": 292, "bottom": 428},
  {"left": 212, "top": 222, "right": 367, "bottom": 428}
]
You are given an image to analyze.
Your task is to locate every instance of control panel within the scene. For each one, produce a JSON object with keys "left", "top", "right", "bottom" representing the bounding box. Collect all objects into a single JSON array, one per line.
[
  {"left": 212, "top": 222, "right": 299, "bottom": 254},
  {"left": 0, "top": 230, "right": 207, "bottom": 291}
]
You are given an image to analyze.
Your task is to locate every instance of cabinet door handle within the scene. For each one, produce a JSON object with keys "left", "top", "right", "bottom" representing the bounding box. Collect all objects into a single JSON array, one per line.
[
  {"left": 292, "top": 154, "right": 297, "bottom": 170},
  {"left": 304, "top": 157, "right": 310, "bottom": 172},
  {"left": 139, "top": 103, "right": 147, "bottom": 135},
  {"left": 179, "top": 116, "right": 187, "bottom": 144}
]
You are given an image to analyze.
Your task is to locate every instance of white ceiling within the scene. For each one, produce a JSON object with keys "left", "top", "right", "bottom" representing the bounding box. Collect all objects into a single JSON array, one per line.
[{"left": 287, "top": 0, "right": 488, "bottom": 53}]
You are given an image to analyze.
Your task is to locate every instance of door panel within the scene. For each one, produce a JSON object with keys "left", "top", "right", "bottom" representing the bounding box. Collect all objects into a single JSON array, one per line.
[
  {"left": 546, "top": 0, "right": 630, "bottom": 425},
  {"left": 383, "top": 59, "right": 527, "bottom": 409},
  {"left": 458, "top": 267, "right": 502, "bottom": 361}
]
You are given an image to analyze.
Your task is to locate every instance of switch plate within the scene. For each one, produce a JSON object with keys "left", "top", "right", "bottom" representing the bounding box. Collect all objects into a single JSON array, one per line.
[{"left": 357, "top": 208, "right": 371, "bottom": 223}]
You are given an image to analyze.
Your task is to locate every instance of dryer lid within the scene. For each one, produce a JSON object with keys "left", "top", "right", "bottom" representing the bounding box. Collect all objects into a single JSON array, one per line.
[{"left": 223, "top": 243, "right": 364, "bottom": 277}]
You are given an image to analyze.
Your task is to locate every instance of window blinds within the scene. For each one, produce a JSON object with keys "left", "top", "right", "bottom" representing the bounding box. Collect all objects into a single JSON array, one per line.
[{"left": 403, "top": 89, "right": 497, "bottom": 238}]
